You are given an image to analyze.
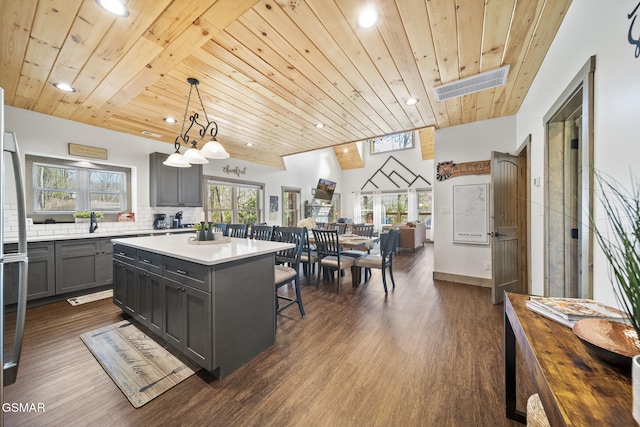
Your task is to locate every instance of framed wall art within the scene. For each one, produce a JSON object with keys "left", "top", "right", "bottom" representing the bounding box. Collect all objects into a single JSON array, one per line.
[{"left": 452, "top": 183, "right": 489, "bottom": 245}]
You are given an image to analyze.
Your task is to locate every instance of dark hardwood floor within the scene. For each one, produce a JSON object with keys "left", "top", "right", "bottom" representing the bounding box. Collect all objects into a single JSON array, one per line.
[{"left": 3, "top": 243, "right": 533, "bottom": 426}]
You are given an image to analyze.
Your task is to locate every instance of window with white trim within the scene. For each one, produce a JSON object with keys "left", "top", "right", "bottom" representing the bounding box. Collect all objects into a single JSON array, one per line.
[
  {"left": 26, "top": 155, "right": 131, "bottom": 222},
  {"left": 205, "top": 178, "right": 263, "bottom": 224}
]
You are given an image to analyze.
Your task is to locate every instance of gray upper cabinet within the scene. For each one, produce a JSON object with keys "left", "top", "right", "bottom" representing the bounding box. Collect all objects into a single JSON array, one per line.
[{"left": 149, "top": 152, "right": 203, "bottom": 207}]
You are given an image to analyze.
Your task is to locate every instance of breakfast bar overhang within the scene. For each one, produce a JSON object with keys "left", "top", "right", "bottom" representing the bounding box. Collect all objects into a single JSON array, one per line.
[{"left": 110, "top": 233, "right": 294, "bottom": 379}]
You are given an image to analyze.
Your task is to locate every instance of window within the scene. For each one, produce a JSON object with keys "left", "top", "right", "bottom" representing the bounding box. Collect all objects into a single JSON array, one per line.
[
  {"left": 358, "top": 194, "right": 374, "bottom": 224},
  {"left": 282, "top": 187, "right": 300, "bottom": 226},
  {"left": 417, "top": 188, "right": 433, "bottom": 228},
  {"left": 369, "top": 131, "right": 414, "bottom": 154},
  {"left": 205, "top": 178, "right": 263, "bottom": 224},
  {"left": 27, "top": 155, "right": 131, "bottom": 222},
  {"left": 89, "top": 170, "right": 125, "bottom": 210},
  {"left": 381, "top": 193, "right": 408, "bottom": 225},
  {"left": 34, "top": 164, "right": 78, "bottom": 211}
]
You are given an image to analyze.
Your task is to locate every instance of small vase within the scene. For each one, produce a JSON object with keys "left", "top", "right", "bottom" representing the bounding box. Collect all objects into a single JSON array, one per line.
[
  {"left": 206, "top": 222, "right": 214, "bottom": 241},
  {"left": 198, "top": 222, "right": 207, "bottom": 241},
  {"left": 634, "top": 355, "right": 640, "bottom": 423}
]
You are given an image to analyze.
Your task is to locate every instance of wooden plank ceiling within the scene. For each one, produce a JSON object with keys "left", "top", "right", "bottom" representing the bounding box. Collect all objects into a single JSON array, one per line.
[{"left": 0, "top": 0, "right": 572, "bottom": 169}]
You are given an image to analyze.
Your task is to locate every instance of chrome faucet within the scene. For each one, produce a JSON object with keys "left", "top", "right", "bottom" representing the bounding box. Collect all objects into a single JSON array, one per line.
[{"left": 89, "top": 211, "right": 99, "bottom": 233}]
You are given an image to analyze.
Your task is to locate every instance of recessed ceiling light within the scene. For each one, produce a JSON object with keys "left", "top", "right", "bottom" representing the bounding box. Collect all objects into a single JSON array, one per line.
[
  {"left": 343, "top": 148, "right": 348, "bottom": 153},
  {"left": 315, "top": 122, "right": 324, "bottom": 129},
  {"left": 164, "top": 117, "right": 177, "bottom": 124},
  {"left": 357, "top": 8, "right": 378, "bottom": 28},
  {"left": 95, "top": 0, "right": 129, "bottom": 17},
  {"left": 53, "top": 82, "right": 76, "bottom": 93},
  {"left": 246, "top": 142, "right": 254, "bottom": 147},
  {"left": 405, "top": 98, "right": 419, "bottom": 106}
]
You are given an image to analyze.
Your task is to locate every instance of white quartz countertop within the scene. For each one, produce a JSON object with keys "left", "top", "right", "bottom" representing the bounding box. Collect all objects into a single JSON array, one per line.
[
  {"left": 112, "top": 233, "right": 294, "bottom": 266},
  {"left": 3, "top": 228, "right": 195, "bottom": 244}
]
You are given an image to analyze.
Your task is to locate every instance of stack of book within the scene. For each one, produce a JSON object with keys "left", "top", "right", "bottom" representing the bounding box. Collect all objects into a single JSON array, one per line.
[{"left": 525, "top": 296, "right": 629, "bottom": 328}]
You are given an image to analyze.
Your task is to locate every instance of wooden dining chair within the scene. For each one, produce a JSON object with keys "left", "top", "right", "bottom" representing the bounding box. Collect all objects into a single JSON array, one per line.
[
  {"left": 354, "top": 229, "right": 400, "bottom": 293},
  {"left": 300, "top": 228, "right": 318, "bottom": 278},
  {"left": 325, "top": 223, "right": 347, "bottom": 234},
  {"left": 342, "top": 224, "right": 374, "bottom": 277},
  {"left": 227, "top": 223, "right": 249, "bottom": 238},
  {"left": 312, "top": 228, "right": 356, "bottom": 294},
  {"left": 352, "top": 224, "right": 374, "bottom": 238},
  {"left": 273, "top": 227, "right": 306, "bottom": 317},
  {"left": 212, "top": 223, "right": 228, "bottom": 235},
  {"left": 250, "top": 224, "right": 274, "bottom": 241}
]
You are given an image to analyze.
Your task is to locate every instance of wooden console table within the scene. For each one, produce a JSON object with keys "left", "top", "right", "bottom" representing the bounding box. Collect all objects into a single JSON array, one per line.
[{"left": 504, "top": 292, "right": 634, "bottom": 426}]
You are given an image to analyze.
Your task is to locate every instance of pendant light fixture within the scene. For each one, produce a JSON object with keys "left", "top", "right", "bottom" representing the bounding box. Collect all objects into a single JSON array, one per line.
[{"left": 163, "top": 77, "right": 230, "bottom": 168}]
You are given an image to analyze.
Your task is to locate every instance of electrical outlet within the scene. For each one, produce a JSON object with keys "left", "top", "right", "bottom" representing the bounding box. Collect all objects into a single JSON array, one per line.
[{"left": 484, "top": 262, "right": 491, "bottom": 270}]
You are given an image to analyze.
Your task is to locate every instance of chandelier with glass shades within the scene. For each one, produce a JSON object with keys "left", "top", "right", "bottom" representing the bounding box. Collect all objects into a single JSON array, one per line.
[{"left": 163, "top": 77, "right": 230, "bottom": 167}]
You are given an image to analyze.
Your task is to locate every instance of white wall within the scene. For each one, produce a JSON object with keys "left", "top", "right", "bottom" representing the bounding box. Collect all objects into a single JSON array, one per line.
[
  {"left": 2, "top": 106, "right": 344, "bottom": 236},
  {"left": 433, "top": 115, "right": 516, "bottom": 280},
  {"left": 516, "top": 0, "right": 640, "bottom": 306},
  {"left": 341, "top": 134, "right": 434, "bottom": 224}
]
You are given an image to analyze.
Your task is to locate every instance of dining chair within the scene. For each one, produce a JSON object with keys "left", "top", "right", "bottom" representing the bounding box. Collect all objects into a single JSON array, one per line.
[
  {"left": 312, "top": 228, "right": 356, "bottom": 294},
  {"left": 315, "top": 222, "right": 326, "bottom": 230},
  {"left": 250, "top": 224, "right": 274, "bottom": 241},
  {"left": 325, "top": 223, "right": 347, "bottom": 234},
  {"left": 227, "top": 223, "right": 249, "bottom": 238},
  {"left": 341, "top": 224, "right": 375, "bottom": 277},
  {"left": 273, "top": 227, "right": 306, "bottom": 317},
  {"left": 300, "top": 228, "right": 318, "bottom": 278},
  {"left": 352, "top": 224, "right": 374, "bottom": 238},
  {"left": 212, "top": 223, "right": 228, "bottom": 235},
  {"left": 354, "top": 229, "right": 400, "bottom": 293}
]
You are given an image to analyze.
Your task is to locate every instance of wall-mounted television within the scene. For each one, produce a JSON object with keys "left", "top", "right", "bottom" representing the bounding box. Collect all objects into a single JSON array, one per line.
[{"left": 314, "top": 178, "right": 336, "bottom": 201}]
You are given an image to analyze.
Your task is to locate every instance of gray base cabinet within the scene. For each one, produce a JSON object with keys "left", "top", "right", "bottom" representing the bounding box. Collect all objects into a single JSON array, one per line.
[
  {"left": 55, "top": 238, "right": 113, "bottom": 294},
  {"left": 100, "top": 238, "right": 114, "bottom": 286},
  {"left": 3, "top": 242, "right": 55, "bottom": 304},
  {"left": 137, "top": 270, "right": 163, "bottom": 335},
  {"left": 162, "top": 277, "right": 212, "bottom": 368},
  {"left": 112, "top": 244, "right": 276, "bottom": 379},
  {"left": 114, "top": 245, "right": 165, "bottom": 336}
]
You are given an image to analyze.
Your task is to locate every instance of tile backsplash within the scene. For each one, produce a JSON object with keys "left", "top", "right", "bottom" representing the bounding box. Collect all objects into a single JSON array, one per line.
[{"left": 2, "top": 204, "right": 203, "bottom": 239}]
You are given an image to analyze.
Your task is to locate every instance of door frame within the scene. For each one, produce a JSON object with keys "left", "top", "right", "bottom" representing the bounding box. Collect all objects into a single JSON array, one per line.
[
  {"left": 543, "top": 56, "right": 595, "bottom": 298},
  {"left": 516, "top": 135, "right": 531, "bottom": 295}
]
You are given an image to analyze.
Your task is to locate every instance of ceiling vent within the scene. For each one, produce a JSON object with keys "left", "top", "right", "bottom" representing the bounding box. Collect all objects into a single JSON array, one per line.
[
  {"left": 433, "top": 65, "right": 510, "bottom": 101},
  {"left": 141, "top": 131, "right": 162, "bottom": 137}
]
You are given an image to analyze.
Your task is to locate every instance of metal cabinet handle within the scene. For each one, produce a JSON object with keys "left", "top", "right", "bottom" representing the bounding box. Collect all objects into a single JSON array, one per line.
[
  {"left": 118, "top": 252, "right": 126, "bottom": 256},
  {"left": 142, "top": 259, "right": 151, "bottom": 263},
  {"left": 176, "top": 269, "right": 188, "bottom": 275}
]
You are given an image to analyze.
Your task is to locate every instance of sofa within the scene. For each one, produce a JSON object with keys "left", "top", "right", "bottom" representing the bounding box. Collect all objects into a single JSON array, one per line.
[{"left": 398, "top": 221, "right": 426, "bottom": 252}]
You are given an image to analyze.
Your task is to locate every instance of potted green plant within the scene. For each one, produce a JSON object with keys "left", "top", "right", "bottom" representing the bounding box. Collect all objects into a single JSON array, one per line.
[
  {"left": 592, "top": 173, "right": 640, "bottom": 421},
  {"left": 592, "top": 174, "right": 640, "bottom": 342},
  {"left": 73, "top": 211, "right": 103, "bottom": 222}
]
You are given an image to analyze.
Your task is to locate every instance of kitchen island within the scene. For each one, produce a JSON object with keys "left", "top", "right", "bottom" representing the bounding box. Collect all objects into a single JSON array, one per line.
[{"left": 111, "top": 233, "right": 293, "bottom": 379}]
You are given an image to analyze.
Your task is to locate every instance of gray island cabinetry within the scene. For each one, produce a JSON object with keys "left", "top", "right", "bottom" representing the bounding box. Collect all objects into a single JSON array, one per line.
[{"left": 111, "top": 234, "right": 293, "bottom": 379}]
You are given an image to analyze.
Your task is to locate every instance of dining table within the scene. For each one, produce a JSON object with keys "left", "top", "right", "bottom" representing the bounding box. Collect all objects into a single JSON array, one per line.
[
  {"left": 308, "top": 232, "right": 376, "bottom": 286},
  {"left": 308, "top": 232, "right": 376, "bottom": 251}
]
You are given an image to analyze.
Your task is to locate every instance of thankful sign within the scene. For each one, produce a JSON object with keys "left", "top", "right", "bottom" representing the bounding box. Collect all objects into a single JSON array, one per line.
[{"left": 222, "top": 165, "right": 247, "bottom": 177}]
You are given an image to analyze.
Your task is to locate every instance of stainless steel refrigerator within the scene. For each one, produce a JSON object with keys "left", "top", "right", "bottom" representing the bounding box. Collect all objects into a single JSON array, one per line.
[{"left": 1, "top": 87, "right": 29, "bottom": 426}]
